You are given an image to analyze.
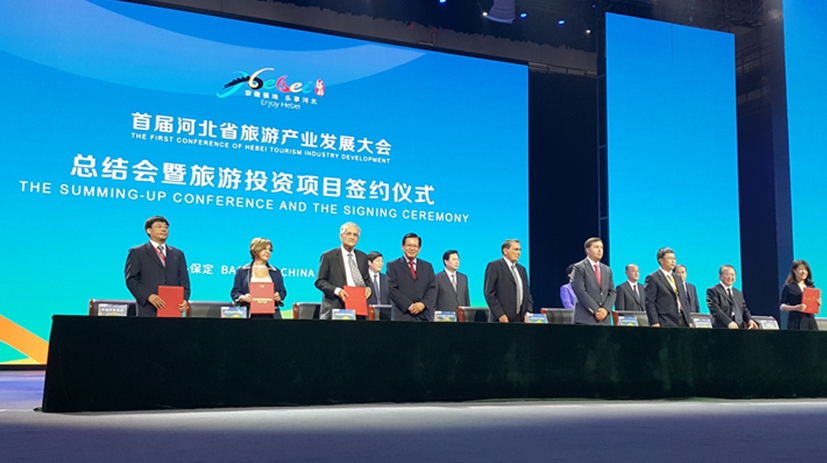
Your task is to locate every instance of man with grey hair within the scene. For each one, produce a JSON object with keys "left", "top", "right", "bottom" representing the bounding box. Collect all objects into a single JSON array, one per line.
[
  {"left": 706, "top": 265, "right": 758, "bottom": 329},
  {"left": 484, "top": 239, "right": 533, "bottom": 323},
  {"left": 315, "top": 222, "right": 371, "bottom": 319}
]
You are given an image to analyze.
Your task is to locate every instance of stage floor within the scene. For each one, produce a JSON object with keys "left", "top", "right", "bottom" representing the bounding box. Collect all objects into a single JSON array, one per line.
[{"left": 3, "top": 370, "right": 827, "bottom": 462}]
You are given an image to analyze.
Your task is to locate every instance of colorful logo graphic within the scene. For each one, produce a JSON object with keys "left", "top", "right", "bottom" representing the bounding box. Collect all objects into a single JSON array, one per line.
[{"left": 217, "top": 68, "right": 325, "bottom": 99}]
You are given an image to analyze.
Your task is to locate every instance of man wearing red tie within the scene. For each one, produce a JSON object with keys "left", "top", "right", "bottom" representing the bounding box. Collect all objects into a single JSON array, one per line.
[
  {"left": 124, "top": 216, "right": 191, "bottom": 317},
  {"left": 572, "top": 237, "right": 617, "bottom": 325},
  {"left": 387, "top": 233, "right": 437, "bottom": 321}
]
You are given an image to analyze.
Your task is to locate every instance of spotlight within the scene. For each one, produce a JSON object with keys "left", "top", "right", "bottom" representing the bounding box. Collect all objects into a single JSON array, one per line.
[
  {"left": 558, "top": 19, "right": 566, "bottom": 25},
  {"left": 486, "top": 0, "right": 516, "bottom": 24},
  {"left": 586, "top": 29, "right": 591, "bottom": 34},
  {"left": 519, "top": 12, "right": 527, "bottom": 18},
  {"left": 439, "top": 0, "right": 446, "bottom": 3}
]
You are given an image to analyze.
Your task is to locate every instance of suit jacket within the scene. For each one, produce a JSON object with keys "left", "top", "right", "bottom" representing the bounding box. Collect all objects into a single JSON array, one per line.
[
  {"left": 387, "top": 257, "right": 437, "bottom": 321},
  {"left": 571, "top": 258, "right": 617, "bottom": 325},
  {"left": 706, "top": 283, "right": 753, "bottom": 329},
  {"left": 366, "top": 272, "right": 391, "bottom": 306},
  {"left": 435, "top": 270, "right": 470, "bottom": 313},
  {"left": 560, "top": 283, "right": 576, "bottom": 309},
  {"left": 684, "top": 282, "right": 700, "bottom": 313},
  {"left": 644, "top": 270, "right": 693, "bottom": 327},
  {"left": 483, "top": 258, "right": 533, "bottom": 322},
  {"left": 125, "top": 242, "right": 191, "bottom": 317},
  {"left": 315, "top": 247, "right": 371, "bottom": 320},
  {"left": 230, "top": 262, "right": 287, "bottom": 318},
  {"left": 615, "top": 281, "right": 645, "bottom": 312}
]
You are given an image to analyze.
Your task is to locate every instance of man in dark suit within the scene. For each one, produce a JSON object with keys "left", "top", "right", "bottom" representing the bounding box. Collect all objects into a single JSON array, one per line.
[
  {"left": 315, "top": 222, "right": 371, "bottom": 320},
  {"left": 706, "top": 265, "right": 759, "bottom": 329},
  {"left": 387, "top": 233, "right": 437, "bottom": 321},
  {"left": 615, "top": 263, "right": 645, "bottom": 312},
  {"left": 435, "top": 250, "right": 470, "bottom": 313},
  {"left": 644, "top": 247, "right": 693, "bottom": 327},
  {"left": 484, "top": 239, "right": 533, "bottom": 323},
  {"left": 366, "top": 251, "right": 390, "bottom": 306},
  {"left": 125, "top": 216, "right": 191, "bottom": 317},
  {"left": 572, "top": 237, "right": 616, "bottom": 325},
  {"left": 674, "top": 264, "right": 700, "bottom": 313}
]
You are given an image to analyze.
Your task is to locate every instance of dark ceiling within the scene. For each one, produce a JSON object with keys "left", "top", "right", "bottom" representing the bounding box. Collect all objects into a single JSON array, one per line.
[{"left": 260, "top": 0, "right": 769, "bottom": 52}]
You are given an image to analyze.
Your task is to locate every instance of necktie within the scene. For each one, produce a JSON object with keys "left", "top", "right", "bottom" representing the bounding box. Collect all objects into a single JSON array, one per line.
[
  {"left": 373, "top": 274, "right": 380, "bottom": 301},
  {"left": 594, "top": 264, "right": 602, "bottom": 287},
  {"left": 155, "top": 245, "right": 166, "bottom": 266},
  {"left": 348, "top": 253, "right": 365, "bottom": 286},
  {"left": 633, "top": 284, "right": 639, "bottom": 300},
  {"left": 667, "top": 274, "right": 678, "bottom": 295},
  {"left": 408, "top": 260, "right": 417, "bottom": 279},
  {"left": 451, "top": 273, "right": 457, "bottom": 292},
  {"left": 511, "top": 264, "right": 523, "bottom": 312}
]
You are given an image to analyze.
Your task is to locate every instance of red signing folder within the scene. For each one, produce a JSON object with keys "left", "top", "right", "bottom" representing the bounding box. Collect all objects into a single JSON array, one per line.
[
  {"left": 250, "top": 282, "right": 276, "bottom": 315},
  {"left": 802, "top": 288, "right": 821, "bottom": 314},
  {"left": 157, "top": 285, "right": 184, "bottom": 318},
  {"left": 343, "top": 286, "right": 368, "bottom": 317}
]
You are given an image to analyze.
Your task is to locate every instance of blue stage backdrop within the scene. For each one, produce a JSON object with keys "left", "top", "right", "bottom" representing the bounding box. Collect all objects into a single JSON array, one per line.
[
  {"left": 785, "top": 0, "right": 827, "bottom": 288},
  {"left": 0, "top": 0, "right": 528, "bottom": 364},
  {"left": 605, "top": 13, "right": 740, "bottom": 313}
]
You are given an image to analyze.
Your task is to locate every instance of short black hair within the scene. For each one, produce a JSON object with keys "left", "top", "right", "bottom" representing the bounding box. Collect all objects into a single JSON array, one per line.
[
  {"left": 402, "top": 232, "right": 421, "bottom": 247},
  {"left": 657, "top": 247, "right": 675, "bottom": 260},
  {"left": 367, "top": 251, "right": 383, "bottom": 263},
  {"left": 144, "top": 216, "right": 169, "bottom": 235},
  {"left": 566, "top": 264, "right": 575, "bottom": 277},
  {"left": 443, "top": 250, "right": 459, "bottom": 263}
]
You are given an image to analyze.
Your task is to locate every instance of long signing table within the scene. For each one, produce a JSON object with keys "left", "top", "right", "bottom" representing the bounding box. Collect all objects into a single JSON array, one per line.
[{"left": 41, "top": 315, "right": 827, "bottom": 412}]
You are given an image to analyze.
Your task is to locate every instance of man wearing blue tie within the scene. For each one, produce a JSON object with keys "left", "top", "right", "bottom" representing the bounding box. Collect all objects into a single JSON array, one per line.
[{"left": 366, "top": 251, "right": 390, "bottom": 306}]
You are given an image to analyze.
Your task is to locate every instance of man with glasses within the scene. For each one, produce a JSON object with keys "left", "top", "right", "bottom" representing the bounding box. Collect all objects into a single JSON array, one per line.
[{"left": 315, "top": 222, "right": 372, "bottom": 320}]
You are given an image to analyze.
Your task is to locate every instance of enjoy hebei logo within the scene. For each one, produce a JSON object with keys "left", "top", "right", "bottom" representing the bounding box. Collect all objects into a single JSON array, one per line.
[{"left": 217, "top": 68, "right": 325, "bottom": 107}]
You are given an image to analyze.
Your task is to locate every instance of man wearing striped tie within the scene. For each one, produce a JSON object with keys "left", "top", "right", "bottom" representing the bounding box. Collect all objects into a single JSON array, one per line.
[
  {"left": 315, "top": 222, "right": 372, "bottom": 320},
  {"left": 125, "top": 216, "right": 191, "bottom": 317},
  {"left": 644, "top": 247, "right": 693, "bottom": 327},
  {"left": 483, "top": 239, "right": 533, "bottom": 323}
]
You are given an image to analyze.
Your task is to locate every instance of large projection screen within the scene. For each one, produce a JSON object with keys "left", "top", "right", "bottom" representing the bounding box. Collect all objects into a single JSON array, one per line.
[
  {"left": 606, "top": 13, "right": 740, "bottom": 313},
  {"left": 0, "top": 1, "right": 528, "bottom": 364}
]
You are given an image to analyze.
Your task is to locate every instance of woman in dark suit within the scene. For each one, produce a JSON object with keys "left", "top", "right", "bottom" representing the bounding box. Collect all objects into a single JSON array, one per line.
[
  {"left": 231, "top": 237, "right": 287, "bottom": 319},
  {"left": 779, "top": 259, "right": 819, "bottom": 331}
]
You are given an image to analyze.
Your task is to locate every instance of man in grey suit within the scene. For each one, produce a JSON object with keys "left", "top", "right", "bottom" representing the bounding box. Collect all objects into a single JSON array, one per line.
[
  {"left": 435, "top": 250, "right": 470, "bottom": 313},
  {"left": 125, "top": 216, "right": 191, "bottom": 317},
  {"left": 484, "top": 239, "right": 533, "bottom": 323},
  {"left": 674, "top": 264, "right": 700, "bottom": 313},
  {"left": 615, "top": 263, "right": 645, "bottom": 312},
  {"left": 572, "top": 237, "right": 616, "bottom": 325},
  {"left": 314, "top": 222, "right": 372, "bottom": 319}
]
